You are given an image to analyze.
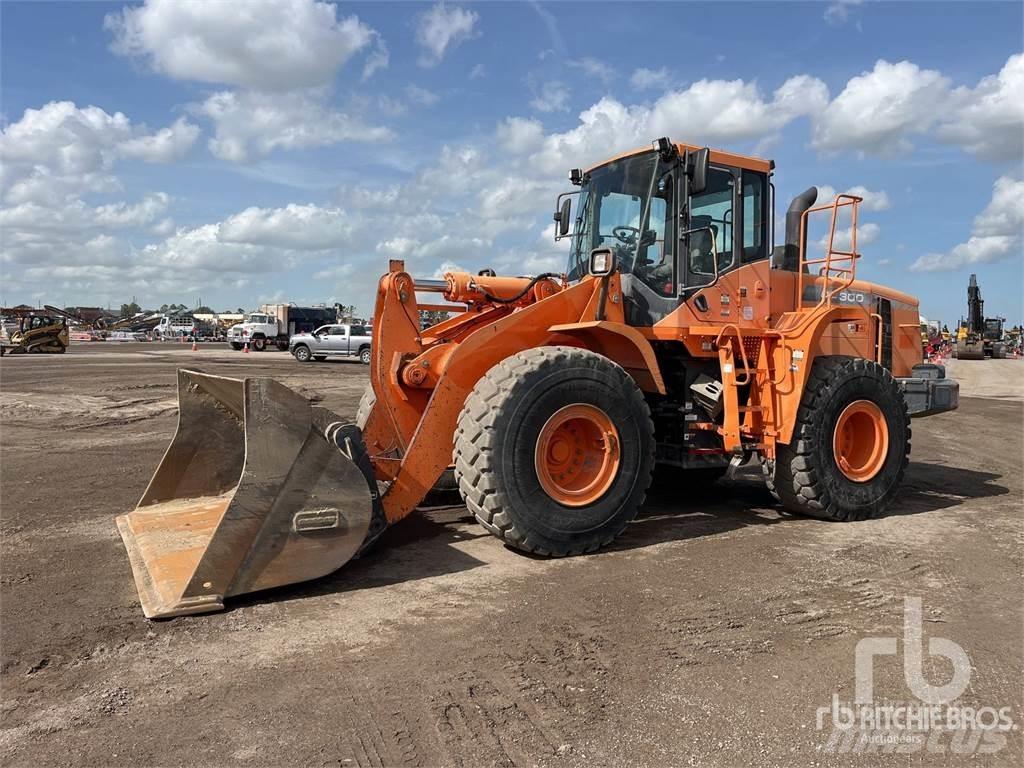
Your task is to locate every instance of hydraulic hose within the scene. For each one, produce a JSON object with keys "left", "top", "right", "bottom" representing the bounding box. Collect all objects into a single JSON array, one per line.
[{"left": 481, "top": 273, "right": 561, "bottom": 304}]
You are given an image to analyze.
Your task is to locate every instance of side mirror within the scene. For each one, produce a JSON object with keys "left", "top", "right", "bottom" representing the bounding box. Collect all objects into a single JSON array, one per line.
[
  {"left": 554, "top": 197, "right": 572, "bottom": 237},
  {"left": 689, "top": 147, "right": 710, "bottom": 195}
]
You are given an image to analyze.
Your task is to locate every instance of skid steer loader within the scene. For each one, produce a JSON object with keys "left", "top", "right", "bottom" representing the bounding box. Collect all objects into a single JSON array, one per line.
[
  {"left": 0, "top": 307, "right": 70, "bottom": 356},
  {"left": 118, "top": 138, "right": 959, "bottom": 618}
]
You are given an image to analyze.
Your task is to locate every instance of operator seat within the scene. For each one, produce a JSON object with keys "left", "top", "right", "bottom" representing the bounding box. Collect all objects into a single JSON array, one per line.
[{"left": 688, "top": 215, "right": 718, "bottom": 276}]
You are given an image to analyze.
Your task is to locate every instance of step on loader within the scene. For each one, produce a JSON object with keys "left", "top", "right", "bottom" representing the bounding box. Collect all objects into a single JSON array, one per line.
[{"left": 117, "top": 138, "right": 959, "bottom": 618}]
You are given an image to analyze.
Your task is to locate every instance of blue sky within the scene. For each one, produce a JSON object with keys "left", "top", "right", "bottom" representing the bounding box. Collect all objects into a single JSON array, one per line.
[{"left": 1, "top": 0, "right": 1021, "bottom": 325}]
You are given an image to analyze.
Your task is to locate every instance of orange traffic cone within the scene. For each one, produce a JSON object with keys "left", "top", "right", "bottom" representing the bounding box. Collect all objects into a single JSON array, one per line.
[
  {"left": 191, "top": 340, "right": 199, "bottom": 352},
  {"left": 243, "top": 341, "right": 250, "bottom": 354}
]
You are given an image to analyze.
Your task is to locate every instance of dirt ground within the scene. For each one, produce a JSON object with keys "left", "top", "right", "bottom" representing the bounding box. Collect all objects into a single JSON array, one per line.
[{"left": 1, "top": 345, "right": 1021, "bottom": 767}]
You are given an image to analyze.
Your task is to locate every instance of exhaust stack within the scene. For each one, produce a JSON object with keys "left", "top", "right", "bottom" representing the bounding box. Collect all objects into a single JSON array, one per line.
[{"left": 780, "top": 186, "right": 819, "bottom": 271}]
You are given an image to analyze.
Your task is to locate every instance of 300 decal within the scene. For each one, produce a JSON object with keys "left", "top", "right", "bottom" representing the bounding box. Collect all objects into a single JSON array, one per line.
[{"left": 837, "top": 291, "right": 866, "bottom": 304}]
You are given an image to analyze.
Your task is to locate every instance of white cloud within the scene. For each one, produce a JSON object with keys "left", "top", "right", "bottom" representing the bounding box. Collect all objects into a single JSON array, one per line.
[
  {"left": 815, "top": 185, "right": 891, "bottom": 212},
  {"left": 196, "top": 90, "right": 393, "bottom": 162},
  {"left": 569, "top": 57, "right": 615, "bottom": 85},
  {"left": 972, "top": 176, "right": 1024, "bottom": 236},
  {"left": 811, "top": 60, "right": 949, "bottom": 155},
  {"left": 530, "top": 81, "right": 570, "bottom": 113},
  {"left": 415, "top": 2, "right": 479, "bottom": 67},
  {"left": 496, "top": 117, "right": 545, "bottom": 154},
  {"left": 0, "top": 193, "right": 169, "bottom": 239},
  {"left": 362, "top": 38, "right": 390, "bottom": 80},
  {"left": 824, "top": 0, "right": 863, "bottom": 26},
  {"left": 218, "top": 203, "right": 356, "bottom": 250},
  {"left": 0, "top": 102, "right": 189, "bottom": 293},
  {"left": 630, "top": 67, "right": 672, "bottom": 91},
  {"left": 521, "top": 75, "right": 828, "bottom": 171},
  {"left": 650, "top": 74, "right": 829, "bottom": 143},
  {"left": 935, "top": 53, "right": 1024, "bottom": 162},
  {"left": 106, "top": 0, "right": 376, "bottom": 90},
  {"left": 151, "top": 217, "right": 175, "bottom": 237},
  {"left": 910, "top": 176, "right": 1024, "bottom": 272},
  {"left": 815, "top": 222, "right": 881, "bottom": 252},
  {"left": 0, "top": 101, "right": 199, "bottom": 204},
  {"left": 138, "top": 223, "right": 285, "bottom": 273},
  {"left": 119, "top": 116, "right": 200, "bottom": 163},
  {"left": 406, "top": 85, "right": 440, "bottom": 106}
]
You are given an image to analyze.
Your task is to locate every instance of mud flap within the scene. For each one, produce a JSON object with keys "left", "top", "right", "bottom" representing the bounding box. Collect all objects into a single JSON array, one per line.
[{"left": 116, "top": 369, "right": 376, "bottom": 618}]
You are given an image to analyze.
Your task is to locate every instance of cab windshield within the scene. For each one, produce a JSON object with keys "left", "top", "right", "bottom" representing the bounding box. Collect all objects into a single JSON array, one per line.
[{"left": 566, "top": 151, "right": 675, "bottom": 295}]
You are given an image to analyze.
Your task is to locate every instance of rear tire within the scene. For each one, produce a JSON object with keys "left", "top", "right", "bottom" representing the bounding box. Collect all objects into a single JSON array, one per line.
[
  {"left": 454, "top": 346, "right": 655, "bottom": 556},
  {"left": 293, "top": 345, "right": 311, "bottom": 362},
  {"left": 359, "top": 347, "right": 371, "bottom": 365},
  {"left": 769, "top": 356, "right": 910, "bottom": 521}
]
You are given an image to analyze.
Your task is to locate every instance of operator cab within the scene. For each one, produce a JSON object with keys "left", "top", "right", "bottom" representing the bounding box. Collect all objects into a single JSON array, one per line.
[{"left": 556, "top": 139, "right": 771, "bottom": 326}]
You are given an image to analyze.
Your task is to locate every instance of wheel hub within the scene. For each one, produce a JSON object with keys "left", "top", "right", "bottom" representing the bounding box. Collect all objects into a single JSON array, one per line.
[
  {"left": 833, "top": 399, "right": 889, "bottom": 483},
  {"left": 535, "top": 404, "right": 620, "bottom": 506}
]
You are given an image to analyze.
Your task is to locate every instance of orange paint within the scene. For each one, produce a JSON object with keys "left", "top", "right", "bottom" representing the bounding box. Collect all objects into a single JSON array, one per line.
[{"left": 535, "top": 404, "right": 621, "bottom": 506}]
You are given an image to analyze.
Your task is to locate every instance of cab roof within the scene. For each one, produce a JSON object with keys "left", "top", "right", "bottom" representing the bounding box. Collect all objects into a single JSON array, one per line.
[{"left": 585, "top": 141, "right": 773, "bottom": 175}]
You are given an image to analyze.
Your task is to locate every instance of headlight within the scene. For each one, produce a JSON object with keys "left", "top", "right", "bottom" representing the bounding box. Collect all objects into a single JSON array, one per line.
[{"left": 589, "top": 247, "right": 616, "bottom": 277}]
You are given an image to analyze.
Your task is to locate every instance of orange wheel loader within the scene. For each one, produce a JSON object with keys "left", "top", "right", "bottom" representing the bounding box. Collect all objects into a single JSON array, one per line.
[{"left": 117, "top": 138, "right": 959, "bottom": 618}]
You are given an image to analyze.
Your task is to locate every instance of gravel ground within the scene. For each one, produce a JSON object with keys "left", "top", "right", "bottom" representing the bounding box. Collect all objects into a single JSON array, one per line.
[{"left": 1, "top": 345, "right": 1021, "bottom": 767}]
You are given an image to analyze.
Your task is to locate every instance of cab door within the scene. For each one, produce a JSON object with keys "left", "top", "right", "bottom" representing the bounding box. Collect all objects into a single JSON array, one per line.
[
  {"left": 311, "top": 325, "right": 332, "bottom": 353},
  {"left": 683, "top": 166, "right": 739, "bottom": 291},
  {"left": 327, "top": 325, "right": 348, "bottom": 354}
]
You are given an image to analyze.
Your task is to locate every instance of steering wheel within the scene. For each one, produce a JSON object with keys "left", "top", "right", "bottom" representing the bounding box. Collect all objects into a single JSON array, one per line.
[{"left": 612, "top": 225, "right": 640, "bottom": 245}]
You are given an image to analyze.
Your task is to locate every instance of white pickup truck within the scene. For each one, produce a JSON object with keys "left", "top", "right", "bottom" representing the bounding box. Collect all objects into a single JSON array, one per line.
[
  {"left": 227, "top": 304, "right": 336, "bottom": 351},
  {"left": 288, "top": 324, "right": 373, "bottom": 363},
  {"left": 153, "top": 315, "right": 195, "bottom": 340}
]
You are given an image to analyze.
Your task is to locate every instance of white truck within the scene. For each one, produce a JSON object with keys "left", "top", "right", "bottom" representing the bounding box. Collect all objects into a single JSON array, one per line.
[
  {"left": 153, "top": 314, "right": 196, "bottom": 340},
  {"left": 227, "top": 304, "right": 336, "bottom": 351}
]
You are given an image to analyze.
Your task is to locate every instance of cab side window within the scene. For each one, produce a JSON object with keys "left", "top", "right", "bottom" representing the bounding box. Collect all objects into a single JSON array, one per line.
[
  {"left": 687, "top": 168, "right": 734, "bottom": 286},
  {"left": 742, "top": 172, "right": 767, "bottom": 263},
  {"left": 350, "top": 325, "right": 368, "bottom": 336}
]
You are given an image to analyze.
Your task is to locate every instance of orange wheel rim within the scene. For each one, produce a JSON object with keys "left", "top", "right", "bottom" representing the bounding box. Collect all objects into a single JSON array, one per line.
[
  {"left": 833, "top": 400, "right": 889, "bottom": 483},
  {"left": 535, "top": 404, "right": 620, "bottom": 506}
]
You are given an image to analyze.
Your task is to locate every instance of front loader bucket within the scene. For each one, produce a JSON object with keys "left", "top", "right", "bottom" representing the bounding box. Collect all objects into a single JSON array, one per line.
[{"left": 116, "top": 370, "right": 374, "bottom": 618}]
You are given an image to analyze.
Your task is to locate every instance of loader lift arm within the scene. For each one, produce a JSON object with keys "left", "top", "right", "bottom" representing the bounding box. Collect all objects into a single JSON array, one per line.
[{"left": 359, "top": 260, "right": 665, "bottom": 526}]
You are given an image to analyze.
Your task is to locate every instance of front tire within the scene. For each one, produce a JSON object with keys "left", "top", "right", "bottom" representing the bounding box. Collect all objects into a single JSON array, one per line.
[
  {"left": 454, "top": 346, "right": 655, "bottom": 556},
  {"left": 769, "top": 356, "right": 910, "bottom": 521},
  {"left": 230, "top": 342, "right": 243, "bottom": 350},
  {"left": 293, "top": 345, "right": 312, "bottom": 362},
  {"left": 251, "top": 337, "right": 267, "bottom": 352}
]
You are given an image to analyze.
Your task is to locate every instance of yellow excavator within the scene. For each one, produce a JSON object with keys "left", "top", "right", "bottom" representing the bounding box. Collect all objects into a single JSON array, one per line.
[{"left": 116, "top": 138, "right": 958, "bottom": 618}]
